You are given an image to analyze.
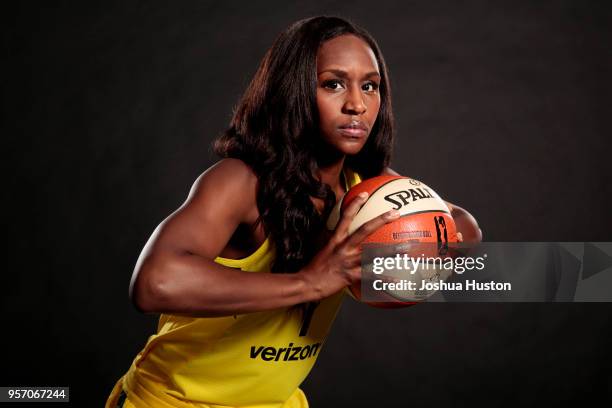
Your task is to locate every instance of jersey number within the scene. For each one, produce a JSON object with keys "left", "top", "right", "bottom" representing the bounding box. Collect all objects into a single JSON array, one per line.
[{"left": 299, "top": 302, "right": 319, "bottom": 337}]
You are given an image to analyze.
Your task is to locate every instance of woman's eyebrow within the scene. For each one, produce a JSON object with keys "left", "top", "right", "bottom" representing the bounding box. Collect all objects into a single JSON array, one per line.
[{"left": 317, "top": 69, "right": 381, "bottom": 79}]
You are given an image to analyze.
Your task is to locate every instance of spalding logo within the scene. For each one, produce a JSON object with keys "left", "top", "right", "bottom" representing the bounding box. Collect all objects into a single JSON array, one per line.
[{"left": 383, "top": 187, "right": 434, "bottom": 210}]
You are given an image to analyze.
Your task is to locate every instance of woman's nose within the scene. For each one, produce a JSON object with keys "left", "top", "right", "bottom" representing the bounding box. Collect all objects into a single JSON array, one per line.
[{"left": 342, "top": 87, "right": 366, "bottom": 115}]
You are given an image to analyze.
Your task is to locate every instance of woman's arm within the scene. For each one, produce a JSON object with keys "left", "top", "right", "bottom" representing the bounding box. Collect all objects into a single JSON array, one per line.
[
  {"left": 380, "top": 167, "right": 482, "bottom": 242},
  {"left": 444, "top": 201, "right": 482, "bottom": 243},
  {"left": 129, "top": 159, "right": 306, "bottom": 316},
  {"left": 130, "top": 159, "right": 398, "bottom": 317}
]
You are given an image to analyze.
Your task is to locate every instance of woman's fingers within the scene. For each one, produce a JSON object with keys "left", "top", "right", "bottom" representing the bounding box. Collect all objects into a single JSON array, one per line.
[
  {"left": 333, "top": 192, "right": 369, "bottom": 242},
  {"left": 342, "top": 253, "right": 362, "bottom": 269},
  {"left": 346, "top": 209, "right": 400, "bottom": 247}
]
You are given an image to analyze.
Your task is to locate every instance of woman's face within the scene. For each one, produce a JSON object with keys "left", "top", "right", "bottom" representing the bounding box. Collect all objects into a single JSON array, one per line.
[{"left": 316, "top": 34, "right": 381, "bottom": 156}]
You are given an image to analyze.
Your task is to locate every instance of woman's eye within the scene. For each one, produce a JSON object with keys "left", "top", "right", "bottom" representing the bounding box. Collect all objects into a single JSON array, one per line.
[
  {"left": 323, "top": 80, "right": 343, "bottom": 90},
  {"left": 363, "top": 82, "right": 379, "bottom": 92}
]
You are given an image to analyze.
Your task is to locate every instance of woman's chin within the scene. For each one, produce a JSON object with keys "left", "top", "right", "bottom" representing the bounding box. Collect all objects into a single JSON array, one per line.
[
  {"left": 316, "top": 136, "right": 368, "bottom": 158},
  {"left": 337, "top": 139, "right": 367, "bottom": 155}
]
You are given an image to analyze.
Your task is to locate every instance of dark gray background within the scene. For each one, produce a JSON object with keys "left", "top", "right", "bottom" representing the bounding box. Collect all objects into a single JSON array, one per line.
[{"left": 3, "top": 1, "right": 611, "bottom": 406}]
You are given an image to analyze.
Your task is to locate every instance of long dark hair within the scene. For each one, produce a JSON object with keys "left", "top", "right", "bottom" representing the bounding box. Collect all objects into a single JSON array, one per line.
[{"left": 214, "top": 16, "right": 395, "bottom": 273}]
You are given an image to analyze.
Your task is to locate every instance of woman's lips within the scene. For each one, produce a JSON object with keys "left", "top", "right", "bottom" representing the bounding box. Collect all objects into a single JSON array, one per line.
[
  {"left": 338, "top": 127, "right": 367, "bottom": 138},
  {"left": 338, "top": 121, "right": 368, "bottom": 138}
]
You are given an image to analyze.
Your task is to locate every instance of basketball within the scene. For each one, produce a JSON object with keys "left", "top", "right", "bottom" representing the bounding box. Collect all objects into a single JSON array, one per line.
[{"left": 329, "top": 175, "right": 458, "bottom": 307}]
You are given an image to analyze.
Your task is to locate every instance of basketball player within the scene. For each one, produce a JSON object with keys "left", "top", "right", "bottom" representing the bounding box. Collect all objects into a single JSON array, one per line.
[{"left": 106, "top": 16, "right": 481, "bottom": 408}]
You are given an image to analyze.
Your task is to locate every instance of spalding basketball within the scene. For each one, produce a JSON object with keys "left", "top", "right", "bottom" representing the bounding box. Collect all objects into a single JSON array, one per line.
[{"left": 328, "top": 175, "right": 458, "bottom": 307}]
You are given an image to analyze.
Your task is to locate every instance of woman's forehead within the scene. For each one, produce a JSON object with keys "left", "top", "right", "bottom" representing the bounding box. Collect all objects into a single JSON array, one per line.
[{"left": 317, "top": 34, "right": 379, "bottom": 74}]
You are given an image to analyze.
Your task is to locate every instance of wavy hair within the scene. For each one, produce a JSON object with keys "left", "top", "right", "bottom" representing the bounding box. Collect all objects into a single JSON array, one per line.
[{"left": 214, "top": 16, "right": 395, "bottom": 273}]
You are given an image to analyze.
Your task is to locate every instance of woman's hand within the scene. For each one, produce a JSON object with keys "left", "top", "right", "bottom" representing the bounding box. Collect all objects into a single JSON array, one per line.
[
  {"left": 298, "top": 192, "right": 400, "bottom": 301},
  {"left": 444, "top": 201, "right": 482, "bottom": 243}
]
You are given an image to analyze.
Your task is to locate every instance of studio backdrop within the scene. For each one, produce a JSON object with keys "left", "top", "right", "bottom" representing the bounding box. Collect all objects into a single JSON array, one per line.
[{"left": 3, "top": 1, "right": 611, "bottom": 406}]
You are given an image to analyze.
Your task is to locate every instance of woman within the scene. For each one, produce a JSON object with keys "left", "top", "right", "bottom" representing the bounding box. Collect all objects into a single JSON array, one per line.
[{"left": 106, "top": 16, "right": 481, "bottom": 408}]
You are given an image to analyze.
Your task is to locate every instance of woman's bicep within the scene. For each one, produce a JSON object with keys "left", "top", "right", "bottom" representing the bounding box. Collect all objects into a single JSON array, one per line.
[
  {"left": 150, "top": 159, "right": 256, "bottom": 259},
  {"left": 129, "top": 160, "right": 257, "bottom": 309}
]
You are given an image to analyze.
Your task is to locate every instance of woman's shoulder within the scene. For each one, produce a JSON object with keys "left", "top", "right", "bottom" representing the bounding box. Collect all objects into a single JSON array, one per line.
[
  {"left": 193, "top": 159, "right": 263, "bottom": 258},
  {"left": 185, "top": 158, "right": 259, "bottom": 224},
  {"left": 199, "top": 158, "right": 258, "bottom": 186},
  {"left": 380, "top": 167, "right": 400, "bottom": 176},
  {"left": 189, "top": 159, "right": 258, "bottom": 199}
]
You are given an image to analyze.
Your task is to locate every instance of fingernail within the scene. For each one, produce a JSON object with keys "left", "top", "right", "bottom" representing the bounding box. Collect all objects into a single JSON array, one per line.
[{"left": 386, "top": 209, "right": 400, "bottom": 219}]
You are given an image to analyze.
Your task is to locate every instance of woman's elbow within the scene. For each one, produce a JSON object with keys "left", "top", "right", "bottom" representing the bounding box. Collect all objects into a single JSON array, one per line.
[{"left": 129, "top": 260, "right": 172, "bottom": 314}]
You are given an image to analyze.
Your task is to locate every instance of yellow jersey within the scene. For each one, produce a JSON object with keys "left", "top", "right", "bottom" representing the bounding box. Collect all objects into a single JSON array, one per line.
[{"left": 105, "top": 168, "right": 362, "bottom": 408}]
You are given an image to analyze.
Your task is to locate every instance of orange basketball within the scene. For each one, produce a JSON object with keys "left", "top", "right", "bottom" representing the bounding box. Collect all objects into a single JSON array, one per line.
[{"left": 334, "top": 175, "right": 458, "bottom": 308}]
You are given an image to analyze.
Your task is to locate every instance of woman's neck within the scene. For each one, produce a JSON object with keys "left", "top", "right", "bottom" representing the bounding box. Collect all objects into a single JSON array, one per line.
[{"left": 315, "top": 156, "right": 346, "bottom": 192}]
